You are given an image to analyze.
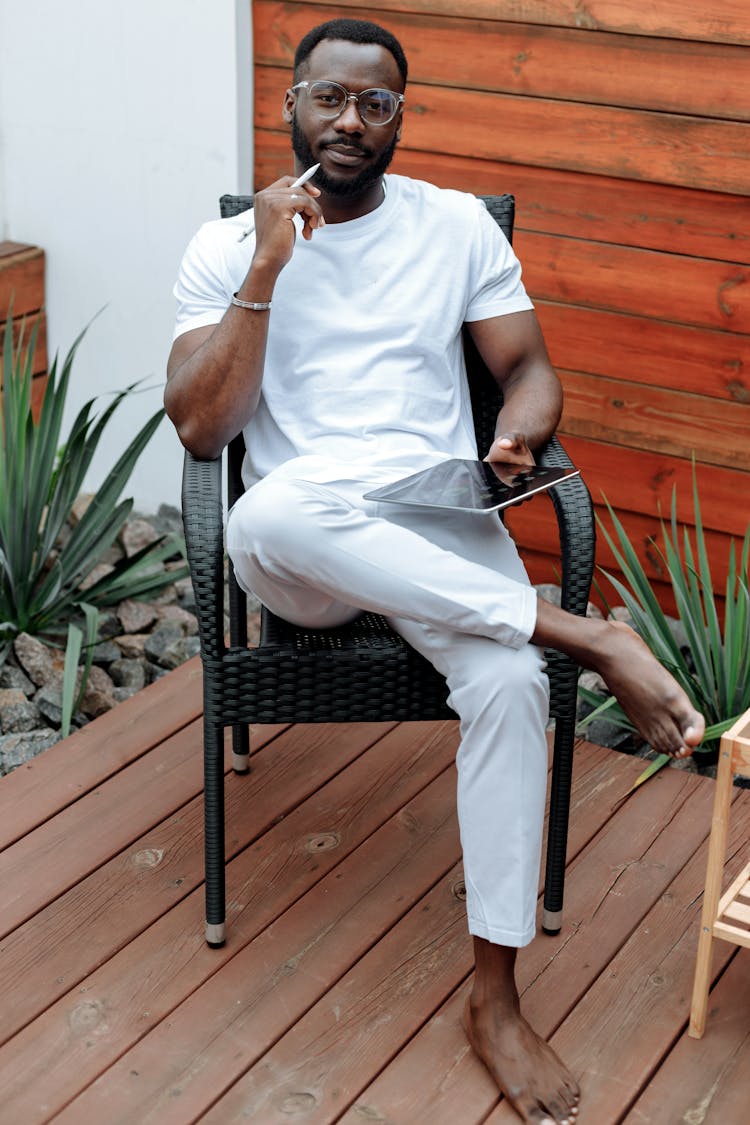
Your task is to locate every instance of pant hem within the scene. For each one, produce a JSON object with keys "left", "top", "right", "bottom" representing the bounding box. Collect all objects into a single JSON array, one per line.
[{"left": 468, "top": 916, "right": 537, "bottom": 949}]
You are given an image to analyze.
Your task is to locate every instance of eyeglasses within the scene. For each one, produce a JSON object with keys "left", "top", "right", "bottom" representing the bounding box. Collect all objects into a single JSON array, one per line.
[{"left": 292, "top": 80, "right": 404, "bottom": 126}]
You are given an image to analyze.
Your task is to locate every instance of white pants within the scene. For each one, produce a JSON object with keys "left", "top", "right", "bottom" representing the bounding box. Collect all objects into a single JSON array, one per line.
[{"left": 226, "top": 464, "right": 550, "bottom": 947}]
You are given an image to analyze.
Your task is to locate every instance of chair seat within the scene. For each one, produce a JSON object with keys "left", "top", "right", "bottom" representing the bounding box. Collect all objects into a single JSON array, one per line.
[{"left": 207, "top": 608, "right": 456, "bottom": 726}]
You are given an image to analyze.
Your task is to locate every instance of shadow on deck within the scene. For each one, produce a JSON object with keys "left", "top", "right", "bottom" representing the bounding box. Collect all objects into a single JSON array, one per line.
[{"left": 0, "top": 658, "right": 747, "bottom": 1123}]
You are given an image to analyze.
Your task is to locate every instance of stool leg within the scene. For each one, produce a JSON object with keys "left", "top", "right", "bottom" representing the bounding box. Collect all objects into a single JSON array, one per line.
[{"left": 689, "top": 742, "right": 733, "bottom": 1037}]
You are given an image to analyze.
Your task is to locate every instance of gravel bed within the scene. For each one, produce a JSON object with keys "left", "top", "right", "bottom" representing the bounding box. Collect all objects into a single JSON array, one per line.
[{"left": 0, "top": 504, "right": 260, "bottom": 777}]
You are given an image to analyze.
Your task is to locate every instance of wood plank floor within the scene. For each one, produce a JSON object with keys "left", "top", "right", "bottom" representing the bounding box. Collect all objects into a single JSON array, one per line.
[{"left": 0, "top": 657, "right": 747, "bottom": 1124}]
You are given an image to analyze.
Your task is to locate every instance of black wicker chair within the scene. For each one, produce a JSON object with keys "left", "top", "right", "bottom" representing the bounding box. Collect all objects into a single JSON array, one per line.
[{"left": 181, "top": 193, "right": 595, "bottom": 946}]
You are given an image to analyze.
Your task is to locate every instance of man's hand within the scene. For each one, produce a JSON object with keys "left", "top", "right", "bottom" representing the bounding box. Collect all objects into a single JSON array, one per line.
[
  {"left": 484, "top": 431, "right": 536, "bottom": 467},
  {"left": 252, "top": 175, "right": 326, "bottom": 275}
]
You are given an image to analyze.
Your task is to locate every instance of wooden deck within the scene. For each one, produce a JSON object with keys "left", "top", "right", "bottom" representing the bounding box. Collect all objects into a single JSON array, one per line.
[{"left": 0, "top": 657, "right": 748, "bottom": 1124}]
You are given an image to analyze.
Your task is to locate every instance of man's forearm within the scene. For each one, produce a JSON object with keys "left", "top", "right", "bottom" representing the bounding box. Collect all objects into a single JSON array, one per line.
[
  {"left": 165, "top": 261, "right": 280, "bottom": 460},
  {"left": 494, "top": 363, "right": 563, "bottom": 452}
]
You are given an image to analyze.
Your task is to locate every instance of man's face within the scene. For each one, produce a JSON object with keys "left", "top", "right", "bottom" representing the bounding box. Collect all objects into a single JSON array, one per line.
[{"left": 285, "top": 39, "right": 404, "bottom": 199}]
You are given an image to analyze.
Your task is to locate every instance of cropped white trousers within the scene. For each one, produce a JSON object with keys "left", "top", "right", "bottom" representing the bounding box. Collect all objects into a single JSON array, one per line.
[{"left": 226, "top": 463, "right": 550, "bottom": 947}]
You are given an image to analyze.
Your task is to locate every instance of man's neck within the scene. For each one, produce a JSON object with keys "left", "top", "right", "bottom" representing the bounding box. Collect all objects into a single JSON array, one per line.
[{"left": 318, "top": 179, "right": 386, "bottom": 225}]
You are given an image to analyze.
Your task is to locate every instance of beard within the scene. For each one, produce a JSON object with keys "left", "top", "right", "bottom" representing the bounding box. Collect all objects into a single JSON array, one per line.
[{"left": 291, "top": 115, "right": 398, "bottom": 198}]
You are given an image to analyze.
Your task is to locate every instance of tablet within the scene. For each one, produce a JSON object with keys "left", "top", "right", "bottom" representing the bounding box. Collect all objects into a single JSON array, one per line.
[{"left": 363, "top": 459, "right": 580, "bottom": 514}]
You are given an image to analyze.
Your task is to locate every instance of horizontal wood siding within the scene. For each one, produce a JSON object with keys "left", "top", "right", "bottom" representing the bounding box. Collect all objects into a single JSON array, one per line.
[
  {"left": 252, "top": 1, "right": 750, "bottom": 608},
  {"left": 0, "top": 242, "right": 48, "bottom": 414}
]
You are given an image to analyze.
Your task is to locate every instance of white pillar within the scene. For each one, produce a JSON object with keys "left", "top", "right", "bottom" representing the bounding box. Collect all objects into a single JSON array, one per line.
[{"left": 0, "top": 0, "right": 253, "bottom": 510}]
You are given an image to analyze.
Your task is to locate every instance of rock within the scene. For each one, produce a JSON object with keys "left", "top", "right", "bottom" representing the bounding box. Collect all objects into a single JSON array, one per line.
[
  {"left": 0, "top": 690, "right": 41, "bottom": 734},
  {"left": 114, "top": 633, "right": 149, "bottom": 659},
  {"left": 665, "top": 614, "right": 691, "bottom": 653},
  {"left": 175, "top": 577, "right": 196, "bottom": 612},
  {"left": 35, "top": 685, "right": 64, "bottom": 728},
  {"left": 97, "top": 611, "right": 122, "bottom": 640},
  {"left": 154, "top": 604, "right": 198, "bottom": 635},
  {"left": 151, "top": 583, "right": 178, "bottom": 606},
  {"left": 108, "top": 659, "right": 146, "bottom": 691},
  {"left": 0, "top": 729, "right": 59, "bottom": 774},
  {"left": 112, "top": 685, "right": 140, "bottom": 703},
  {"left": 120, "top": 517, "right": 160, "bottom": 557},
  {"left": 90, "top": 640, "right": 123, "bottom": 666},
  {"left": 0, "top": 661, "right": 34, "bottom": 696},
  {"left": 117, "top": 598, "right": 158, "bottom": 634},
  {"left": 671, "top": 754, "right": 699, "bottom": 773},
  {"left": 0, "top": 688, "right": 28, "bottom": 709},
  {"left": 13, "top": 633, "right": 57, "bottom": 687},
  {"left": 100, "top": 543, "right": 125, "bottom": 566},
  {"left": 80, "top": 665, "right": 117, "bottom": 718},
  {"left": 159, "top": 636, "right": 201, "bottom": 670},
  {"left": 79, "top": 562, "right": 115, "bottom": 591},
  {"left": 69, "top": 493, "right": 95, "bottom": 525},
  {"left": 152, "top": 503, "right": 183, "bottom": 536},
  {"left": 144, "top": 621, "right": 184, "bottom": 665},
  {"left": 608, "top": 605, "right": 635, "bottom": 626},
  {"left": 578, "top": 670, "right": 607, "bottom": 696},
  {"left": 583, "top": 717, "right": 640, "bottom": 753}
]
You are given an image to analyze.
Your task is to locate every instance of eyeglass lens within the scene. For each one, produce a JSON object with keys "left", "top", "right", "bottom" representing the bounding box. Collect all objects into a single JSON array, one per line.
[{"left": 307, "top": 81, "right": 399, "bottom": 124}]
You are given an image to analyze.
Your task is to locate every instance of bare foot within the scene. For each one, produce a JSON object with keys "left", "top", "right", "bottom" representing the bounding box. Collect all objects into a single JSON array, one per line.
[
  {"left": 463, "top": 996, "right": 579, "bottom": 1124},
  {"left": 590, "top": 621, "right": 704, "bottom": 758},
  {"left": 532, "top": 605, "right": 705, "bottom": 759}
]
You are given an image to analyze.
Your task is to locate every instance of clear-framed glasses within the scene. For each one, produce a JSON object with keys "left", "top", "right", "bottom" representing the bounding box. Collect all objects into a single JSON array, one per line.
[{"left": 292, "top": 80, "right": 404, "bottom": 126}]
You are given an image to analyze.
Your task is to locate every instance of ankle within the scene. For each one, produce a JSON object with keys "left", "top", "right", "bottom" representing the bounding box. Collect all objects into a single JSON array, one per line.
[{"left": 471, "top": 938, "right": 521, "bottom": 1017}]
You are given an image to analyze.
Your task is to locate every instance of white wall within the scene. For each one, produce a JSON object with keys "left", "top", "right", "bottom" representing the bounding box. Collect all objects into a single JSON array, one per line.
[{"left": 0, "top": 0, "right": 253, "bottom": 512}]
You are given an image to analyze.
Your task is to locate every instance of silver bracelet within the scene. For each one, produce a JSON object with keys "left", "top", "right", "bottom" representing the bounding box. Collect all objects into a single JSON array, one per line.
[{"left": 231, "top": 293, "right": 272, "bottom": 311}]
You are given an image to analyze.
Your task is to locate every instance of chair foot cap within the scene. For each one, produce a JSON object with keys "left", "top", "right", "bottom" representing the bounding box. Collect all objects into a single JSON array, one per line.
[
  {"left": 232, "top": 752, "right": 250, "bottom": 774},
  {"left": 205, "top": 922, "right": 226, "bottom": 946},
  {"left": 542, "top": 908, "right": 562, "bottom": 935}
]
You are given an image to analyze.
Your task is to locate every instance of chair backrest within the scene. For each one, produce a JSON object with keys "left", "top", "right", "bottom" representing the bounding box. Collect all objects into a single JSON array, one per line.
[{"left": 219, "top": 190, "right": 516, "bottom": 494}]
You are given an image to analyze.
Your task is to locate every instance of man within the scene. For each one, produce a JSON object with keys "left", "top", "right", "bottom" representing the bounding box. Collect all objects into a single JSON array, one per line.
[{"left": 166, "top": 18, "right": 703, "bottom": 1124}]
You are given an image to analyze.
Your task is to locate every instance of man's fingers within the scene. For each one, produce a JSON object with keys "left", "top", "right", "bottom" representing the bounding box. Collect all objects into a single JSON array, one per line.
[
  {"left": 287, "top": 189, "right": 325, "bottom": 232},
  {"left": 484, "top": 432, "right": 535, "bottom": 466}
]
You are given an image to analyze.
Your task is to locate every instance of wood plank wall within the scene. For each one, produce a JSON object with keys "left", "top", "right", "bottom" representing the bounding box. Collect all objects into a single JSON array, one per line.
[
  {"left": 0, "top": 242, "right": 48, "bottom": 417},
  {"left": 252, "top": 0, "right": 750, "bottom": 610}
]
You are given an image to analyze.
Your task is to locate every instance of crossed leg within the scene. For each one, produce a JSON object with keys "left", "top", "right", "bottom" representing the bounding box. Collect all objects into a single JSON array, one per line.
[{"left": 226, "top": 468, "right": 704, "bottom": 1123}]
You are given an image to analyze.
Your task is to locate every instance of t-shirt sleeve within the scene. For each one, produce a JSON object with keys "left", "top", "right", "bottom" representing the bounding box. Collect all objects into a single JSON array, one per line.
[
  {"left": 464, "top": 199, "right": 534, "bottom": 322},
  {"left": 172, "top": 223, "right": 233, "bottom": 340}
]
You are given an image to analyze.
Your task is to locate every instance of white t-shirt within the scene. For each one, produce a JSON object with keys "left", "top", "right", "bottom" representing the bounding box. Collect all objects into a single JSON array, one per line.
[{"left": 173, "top": 174, "right": 533, "bottom": 488}]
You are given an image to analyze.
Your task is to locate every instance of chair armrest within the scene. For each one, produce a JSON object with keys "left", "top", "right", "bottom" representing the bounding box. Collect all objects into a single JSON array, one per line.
[
  {"left": 537, "top": 434, "right": 596, "bottom": 617},
  {"left": 181, "top": 450, "right": 226, "bottom": 659}
]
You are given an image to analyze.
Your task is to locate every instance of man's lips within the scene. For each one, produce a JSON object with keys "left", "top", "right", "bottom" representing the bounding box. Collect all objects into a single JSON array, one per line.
[{"left": 323, "top": 144, "right": 369, "bottom": 166}]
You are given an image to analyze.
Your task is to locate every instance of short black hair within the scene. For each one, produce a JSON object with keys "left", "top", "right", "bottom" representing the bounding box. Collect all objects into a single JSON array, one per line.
[{"left": 294, "top": 18, "right": 408, "bottom": 86}]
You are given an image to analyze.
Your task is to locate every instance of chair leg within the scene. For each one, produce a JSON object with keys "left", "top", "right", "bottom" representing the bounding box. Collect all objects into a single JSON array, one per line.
[
  {"left": 204, "top": 721, "right": 226, "bottom": 947},
  {"left": 542, "top": 713, "right": 576, "bottom": 935},
  {"left": 232, "top": 724, "right": 250, "bottom": 773},
  {"left": 688, "top": 742, "right": 733, "bottom": 1037}
]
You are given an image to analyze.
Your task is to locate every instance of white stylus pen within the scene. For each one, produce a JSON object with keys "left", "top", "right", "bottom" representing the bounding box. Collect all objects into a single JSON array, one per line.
[
  {"left": 237, "top": 163, "right": 320, "bottom": 242},
  {"left": 290, "top": 162, "right": 320, "bottom": 189}
]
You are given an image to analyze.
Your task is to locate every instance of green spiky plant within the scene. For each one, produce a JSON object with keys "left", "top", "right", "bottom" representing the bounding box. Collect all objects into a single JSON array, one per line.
[
  {"left": 578, "top": 466, "right": 750, "bottom": 784},
  {"left": 0, "top": 314, "right": 187, "bottom": 713}
]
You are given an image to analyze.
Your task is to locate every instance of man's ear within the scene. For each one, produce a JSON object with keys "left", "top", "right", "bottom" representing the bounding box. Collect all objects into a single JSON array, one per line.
[{"left": 282, "top": 89, "right": 295, "bottom": 125}]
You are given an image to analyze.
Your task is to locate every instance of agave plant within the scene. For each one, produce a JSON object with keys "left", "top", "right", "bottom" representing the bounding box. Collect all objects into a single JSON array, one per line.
[
  {"left": 578, "top": 465, "right": 750, "bottom": 777},
  {"left": 0, "top": 313, "right": 186, "bottom": 657}
]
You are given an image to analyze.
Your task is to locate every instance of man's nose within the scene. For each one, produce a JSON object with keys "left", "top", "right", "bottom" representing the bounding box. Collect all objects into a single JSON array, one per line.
[{"left": 335, "top": 97, "right": 365, "bottom": 132}]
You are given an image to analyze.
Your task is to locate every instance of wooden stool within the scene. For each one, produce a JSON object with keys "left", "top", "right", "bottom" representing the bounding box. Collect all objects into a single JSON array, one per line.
[{"left": 689, "top": 707, "right": 750, "bottom": 1038}]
